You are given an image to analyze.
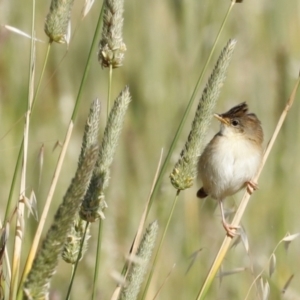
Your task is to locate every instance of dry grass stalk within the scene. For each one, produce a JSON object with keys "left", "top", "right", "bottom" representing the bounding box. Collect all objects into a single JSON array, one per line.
[{"left": 10, "top": 40, "right": 36, "bottom": 300}]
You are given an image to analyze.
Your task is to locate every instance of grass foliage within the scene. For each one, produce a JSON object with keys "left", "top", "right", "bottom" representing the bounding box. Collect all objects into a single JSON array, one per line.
[{"left": 1, "top": 0, "right": 300, "bottom": 299}]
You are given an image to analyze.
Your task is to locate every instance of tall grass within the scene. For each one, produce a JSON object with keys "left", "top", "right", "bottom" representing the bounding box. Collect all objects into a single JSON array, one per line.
[{"left": 1, "top": 0, "right": 300, "bottom": 299}]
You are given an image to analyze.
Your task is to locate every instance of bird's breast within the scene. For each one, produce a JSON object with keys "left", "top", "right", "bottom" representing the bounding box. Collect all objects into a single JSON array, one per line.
[{"left": 199, "top": 135, "right": 262, "bottom": 199}]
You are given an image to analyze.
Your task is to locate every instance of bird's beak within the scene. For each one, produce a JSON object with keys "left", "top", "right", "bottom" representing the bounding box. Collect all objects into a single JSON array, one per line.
[{"left": 214, "top": 114, "right": 229, "bottom": 125}]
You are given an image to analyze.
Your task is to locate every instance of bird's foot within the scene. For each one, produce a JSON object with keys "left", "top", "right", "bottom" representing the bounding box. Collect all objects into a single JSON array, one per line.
[
  {"left": 222, "top": 220, "right": 240, "bottom": 238},
  {"left": 246, "top": 180, "right": 258, "bottom": 195}
]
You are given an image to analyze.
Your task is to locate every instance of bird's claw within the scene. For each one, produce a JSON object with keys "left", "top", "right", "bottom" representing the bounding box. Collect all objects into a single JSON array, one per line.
[
  {"left": 246, "top": 180, "right": 258, "bottom": 195},
  {"left": 222, "top": 220, "right": 240, "bottom": 238}
]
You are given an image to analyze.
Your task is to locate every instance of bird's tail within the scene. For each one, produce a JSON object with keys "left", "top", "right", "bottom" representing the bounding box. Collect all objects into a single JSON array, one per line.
[{"left": 197, "top": 188, "right": 208, "bottom": 198}]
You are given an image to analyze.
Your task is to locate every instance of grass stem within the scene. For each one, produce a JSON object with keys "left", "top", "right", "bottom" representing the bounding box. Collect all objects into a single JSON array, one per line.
[{"left": 141, "top": 190, "right": 180, "bottom": 300}]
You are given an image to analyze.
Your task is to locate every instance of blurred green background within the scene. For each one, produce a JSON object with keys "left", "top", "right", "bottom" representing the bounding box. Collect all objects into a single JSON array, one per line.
[{"left": 1, "top": 0, "right": 300, "bottom": 299}]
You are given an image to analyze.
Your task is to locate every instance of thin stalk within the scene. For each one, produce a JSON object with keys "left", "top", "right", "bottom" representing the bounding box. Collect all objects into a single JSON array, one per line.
[
  {"left": 91, "top": 219, "right": 103, "bottom": 300},
  {"left": 141, "top": 190, "right": 180, "bottom": 300},
  {"left": 92, "top": 13, "right": 112, "bottom": 299},
  {"left": 65, "top": 221, "right": 90, "bottom": 300},
  {"left": 71, "top": 3, "right": 104, "bottom": 121},
  {"left": 17, "top": 5, "right": 105, "bottom": 297},
  {"left": 196, "top": 74, "right": 300, "bottom": 300},
  {"left": 4, "top": 43, "right": 51, "bottom": 224},
  {"left": 10, "top": 2, "right": 38, "bottom": 298},
  {"left": 17, "top": 122, "right": 72, "bottom": 300},
  {"left": 69, "top": 265, "right": 75, "bottom": 300},
  {"left": 31, "top": 42, "right": 52, "bottom": 111},
  {"left": 107, "top": 64, "right": 113, "bottom": 118},
  {"left": 145, "top": 0, "right": 237, "bottom": 219},
  {"left": 4, "top": 140, "right": 23, "bottom": 223}
]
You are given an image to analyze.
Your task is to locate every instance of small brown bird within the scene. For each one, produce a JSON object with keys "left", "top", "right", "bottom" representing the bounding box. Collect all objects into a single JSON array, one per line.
[{"left": 197, "top": 102, "right": 264, "bottom": 237}]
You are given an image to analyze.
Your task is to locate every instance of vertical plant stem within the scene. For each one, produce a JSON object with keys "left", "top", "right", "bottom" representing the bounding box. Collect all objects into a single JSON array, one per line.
[
  {"left": 145, "top": 0, "right": 237, "bottom": 219},
  {"left": 92, "top": 7, "right": 114, "bottom": 295},
  {"left": 31, "top": 42, "right": 52, "bottom": 111},
  {"left": 10, "top": 2, "right": 38, "bottom": 298},
  {"left": 17, "top": 122, "right": 73, "bottom": 300},
  {"left": 4, "top": 42, "right": 51, "bottom": 224},
  {"left": 91, "top": 219, "right": 103, "bottom": 300},
  {"left": 196, "top": 74, "right": 300, "bottom": 300},
  {"left": 4, "top": 140, "right": 23, "bottom": 223},
  {"left": 12, "top": 44, "right": 51, "bottom": 300},
  {"left": 17, "top": 5, "right": 105, "bottom": 296},
  {"left": 71, "top": 3, "right": 104, "bottom": 121},
  {"left": 107, "top": 64, "right": 113, "bottom": 118},
  {"left": 10, "top": 90, "right": 30, "bottom": 300},
  {"left": 141, "top": 190, "right": 180, "bottom": 300}
]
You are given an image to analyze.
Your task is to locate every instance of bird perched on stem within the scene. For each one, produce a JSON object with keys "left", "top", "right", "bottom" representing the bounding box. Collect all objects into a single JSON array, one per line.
[{"left": 197, "top": 102, "right": 264, "bottom": 237}]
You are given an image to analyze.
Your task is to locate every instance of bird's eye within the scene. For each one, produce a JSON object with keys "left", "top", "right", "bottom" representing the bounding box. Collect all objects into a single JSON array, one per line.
[{"left": 231, "top": 119, "right": 239, "bottom": 126}]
